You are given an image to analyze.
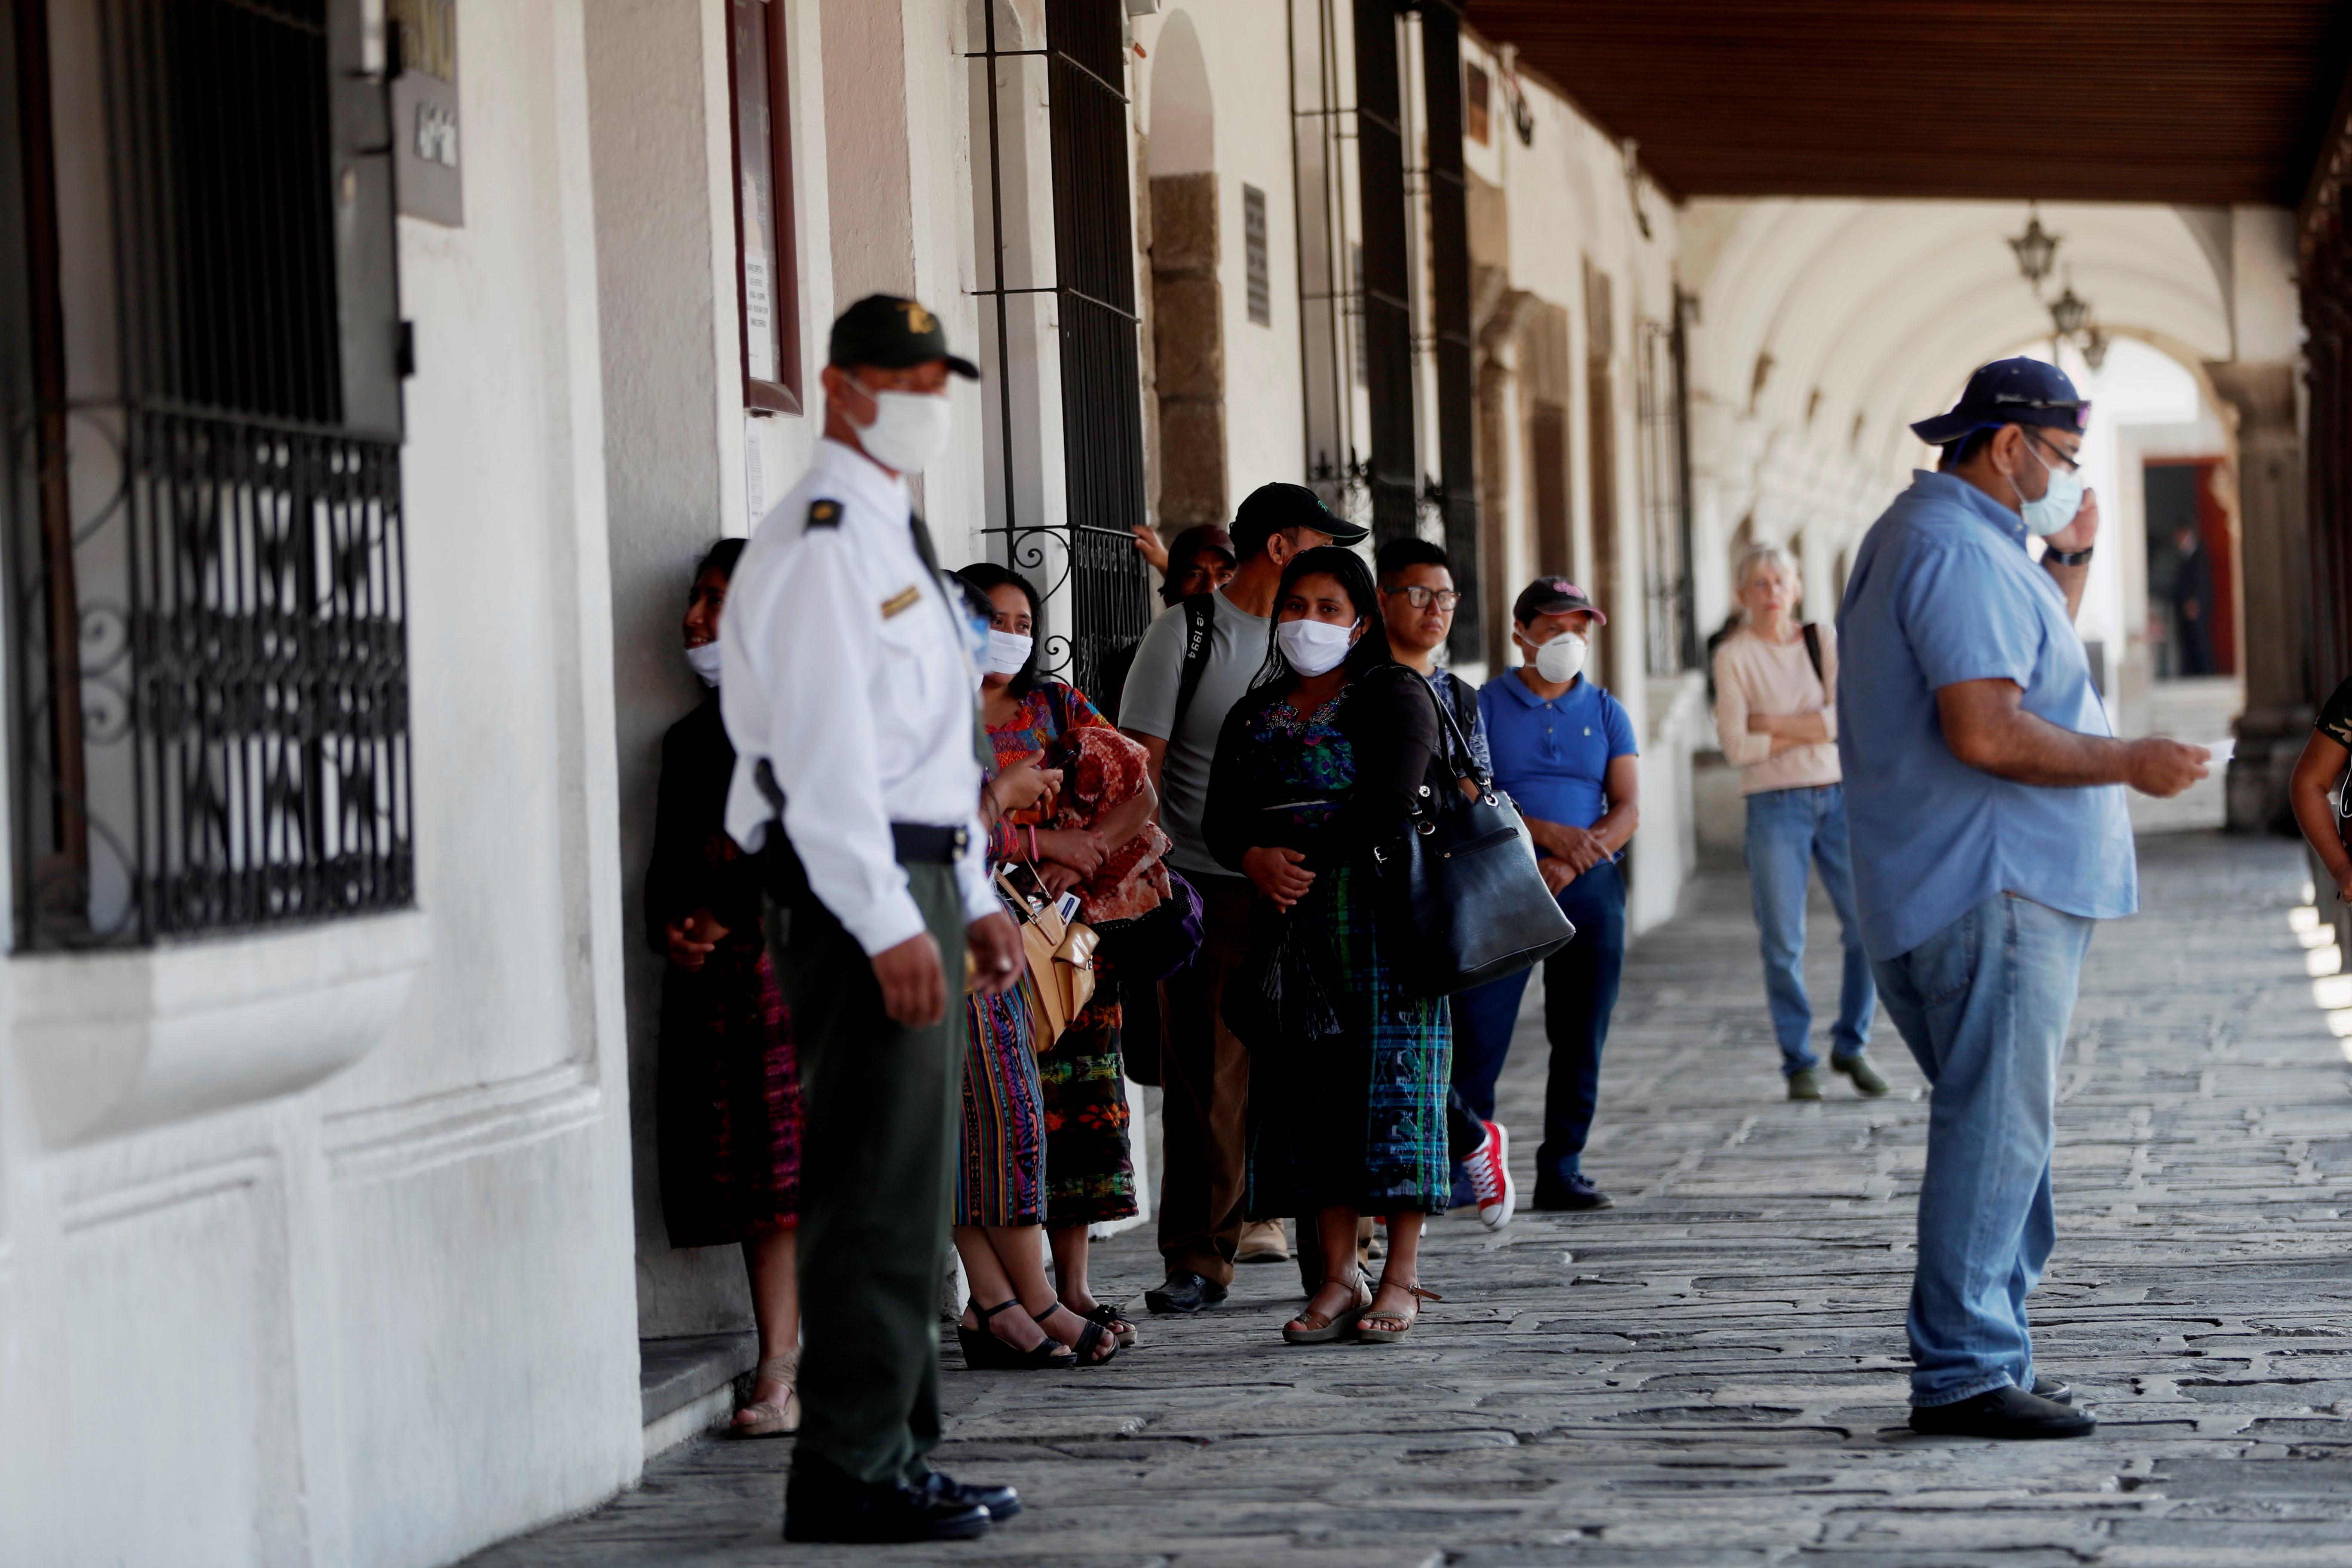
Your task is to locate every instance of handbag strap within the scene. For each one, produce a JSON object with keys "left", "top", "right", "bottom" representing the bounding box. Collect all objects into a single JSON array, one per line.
[{"left": 1415, "top": 674, "right": 1491, "bottom": 795}]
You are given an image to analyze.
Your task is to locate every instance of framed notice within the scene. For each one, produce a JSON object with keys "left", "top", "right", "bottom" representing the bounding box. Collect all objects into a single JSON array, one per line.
[
  {"left": 728, "top": 0, "right": 802, "bottom": 414},
  {"left": 389, "top": 0, "right": 462, "bottom": 226}
]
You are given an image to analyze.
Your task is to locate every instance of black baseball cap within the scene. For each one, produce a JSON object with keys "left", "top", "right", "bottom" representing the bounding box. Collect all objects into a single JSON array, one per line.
[
  {"left": 827, "top": 293, "right": 979, "bottom": 380},
  {"left": 1231, "top": 481, "right": 1369, "bottom": 555},
  {"left": 1512, "top": 576, "right": 1607, "bottom": 625},
  {"left": 1910, "top": 356, "right": 2089, "bottom": 447}
]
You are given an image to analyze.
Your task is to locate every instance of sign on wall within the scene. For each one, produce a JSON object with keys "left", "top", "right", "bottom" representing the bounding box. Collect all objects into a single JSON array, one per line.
[{"left": 389, "top": 0, "right": 462, "bottom": 226}]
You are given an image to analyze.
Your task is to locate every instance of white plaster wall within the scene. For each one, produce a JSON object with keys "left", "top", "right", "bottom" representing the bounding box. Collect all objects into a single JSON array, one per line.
[{"left": 0, "top": 3, "right": 645, "bottom": 1565}]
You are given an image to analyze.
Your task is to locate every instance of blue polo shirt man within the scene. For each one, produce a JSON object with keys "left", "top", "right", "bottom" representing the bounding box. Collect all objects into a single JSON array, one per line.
[
  {"left": 1453, "top": 577, "right": 1640, "bottom": 1214},
  {"left": 1839, "top": 358, "right": 2207, "bottom": 1441}
]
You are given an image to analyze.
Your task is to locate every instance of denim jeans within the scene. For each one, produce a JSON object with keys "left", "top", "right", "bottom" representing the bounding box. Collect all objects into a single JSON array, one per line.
[
  {"left": 1450, "top": 857, "right": 1626, "bottom": 1201},
  {"left": 1872, "top": 892, "right": 2094, "bottom": 1407},
  {"left": 1743, "top": 784, "right": 1875, "bottom": 1075}
]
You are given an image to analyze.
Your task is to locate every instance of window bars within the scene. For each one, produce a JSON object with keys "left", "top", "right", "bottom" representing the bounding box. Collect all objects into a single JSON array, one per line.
[
  {"left": 2, "top": 0, "right": 411, "bottom": 948},
  {"left": 1637, "top": 302, "right": 1698, "bottom": 676},
  {"left": 970, "top": 0, "right": 1151, "bottom": 704}
]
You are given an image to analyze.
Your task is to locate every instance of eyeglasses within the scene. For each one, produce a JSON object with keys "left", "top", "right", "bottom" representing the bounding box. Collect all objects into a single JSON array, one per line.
[
  {"left": 2024, "top": 428, "right": 2083, "bottom": 474},
  {"left": 1383, "top": 585, "right": 1462, "bottom": 611}
]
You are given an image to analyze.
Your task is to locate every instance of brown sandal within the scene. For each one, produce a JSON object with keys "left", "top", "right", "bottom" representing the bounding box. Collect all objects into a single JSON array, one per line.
[
  {"left": 729, "top": 1351, "right": 800, "bottom": 1438},
  {"left": 1283, "top": 1280, "right": 1373, "bottom": 1345},
  {"left": 1357, "top": 1284, "right": 1441, "bottom": 1344}
]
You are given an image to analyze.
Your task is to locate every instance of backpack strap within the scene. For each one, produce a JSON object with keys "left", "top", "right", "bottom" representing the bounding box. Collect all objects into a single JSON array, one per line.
[
  {"left": 1169, "top": 594, "right": 1217, "bottom": 735},
  {"left": 1801, "top": 622, "right": 1825, "bottom": 690}
]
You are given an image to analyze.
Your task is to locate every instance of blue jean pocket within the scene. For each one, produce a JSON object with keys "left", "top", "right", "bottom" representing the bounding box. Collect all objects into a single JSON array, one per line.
[{"left": 1910, "top": 906, "right": 1980, "bottom": 1008}]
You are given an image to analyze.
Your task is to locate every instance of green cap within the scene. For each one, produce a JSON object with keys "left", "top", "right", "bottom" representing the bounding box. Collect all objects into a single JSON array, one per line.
[{"left": 827, "top": 293, "right": 979, "bottom": 380}]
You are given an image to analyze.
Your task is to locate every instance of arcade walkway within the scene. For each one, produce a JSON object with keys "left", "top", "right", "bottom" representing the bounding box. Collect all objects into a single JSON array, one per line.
[{"left": 471, "top": 830, "right": 2352, "bottom": 1567}]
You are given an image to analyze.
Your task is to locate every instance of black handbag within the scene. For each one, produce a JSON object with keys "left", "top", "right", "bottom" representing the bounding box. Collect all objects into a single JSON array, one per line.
[
  {"left": 1381, "top": 679, "right": 1576, "bottom": 995},
  {"left": 1090, "top": 866, "right": 1206, "bottom": 983}
]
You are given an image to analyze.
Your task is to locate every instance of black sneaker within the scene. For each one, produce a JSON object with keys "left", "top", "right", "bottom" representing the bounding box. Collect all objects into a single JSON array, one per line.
[
  {"left": 1530, "top": 1173, "right": 1614, "bottom": 1211},
  {"left": 923, "top": 1470, "right": 1021, "bottom": 1521},
  {"left": 1908, "top": 1385, "right": 2095, "bottom": 1439},
  {"left": 1142, "top": 1271, "right": 1228, "bottom": 1314},
  {"left": 784, "top": 1468, "right": 992, "bottom": 1542},
  {"left": 2032, "top": 1375, "right": 2073, "bottom": 1405}
]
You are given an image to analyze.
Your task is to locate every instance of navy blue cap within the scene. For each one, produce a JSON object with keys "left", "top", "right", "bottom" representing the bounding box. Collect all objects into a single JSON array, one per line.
[{"left": 1910, "top": 357, "right": 2090, "bottom": 447}]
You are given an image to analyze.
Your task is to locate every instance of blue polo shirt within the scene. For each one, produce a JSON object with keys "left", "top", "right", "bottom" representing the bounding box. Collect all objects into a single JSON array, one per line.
[
  {"left": 1837, "top": 470, "right": 2136, "bottom": 961},
  {"left": 1479, "top": 669, "right": 1637, "bottom": 851}
]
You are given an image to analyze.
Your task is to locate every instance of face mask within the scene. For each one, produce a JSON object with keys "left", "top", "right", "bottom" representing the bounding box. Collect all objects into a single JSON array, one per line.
[
  {"left": 1277, "top": 617, "right": 1357, "bottom": 677},
  {"left": 2015, "top": 434, "right": 2085, "bottom": 538},
  {"left": 684, "top": 640, "right": 723, "bottom": 686},
  {"left": 1530, "top": 630, "right": 1587, "bottom": 684},
  {"left": 850, "top": 383, "right": 951, "bottom": 474},
  {"left": 983, "top": 629, "right": 1033, "bottom": 676}
]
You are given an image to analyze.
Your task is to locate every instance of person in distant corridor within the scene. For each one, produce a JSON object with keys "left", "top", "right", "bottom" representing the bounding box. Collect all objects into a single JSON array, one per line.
[
  {"left": 647, "top": 538, "right": 804, "bottom": 1440},
  {"left": 1712, "top": 544, "right": 1886, "bottom": 1102},
  {"left": 1841, "top": 358, "right": 2206, "bottom": 1441},
  {"left": 1373, "top": 536, "right": 1516, "bottom": 1232},
  {"left": 720, "top": 294, "right": 1025, "bottom": 1543},
  {"left": 1450, "top": 578, "right": 1639, "bottom": 1215},
  {"left": 2169, "top": 521, "right": 2217, "bottom": 677},
  {"left": 1129, "top": 521, "right": 1240, "bottom": 608},
  {"left": 1118, "top": 483, "right": 1366, "bottom": 1313}
]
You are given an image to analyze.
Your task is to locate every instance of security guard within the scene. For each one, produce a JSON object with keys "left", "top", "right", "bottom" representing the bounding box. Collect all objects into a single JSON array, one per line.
[{"left": 720, "top": 294, "right": 1026, "bottom": 1543}]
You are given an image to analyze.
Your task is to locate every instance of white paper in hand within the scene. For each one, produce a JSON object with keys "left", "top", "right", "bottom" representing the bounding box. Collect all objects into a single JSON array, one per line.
[{"left": 2203, "top": 738, "right": 2236, "bottom": 765}]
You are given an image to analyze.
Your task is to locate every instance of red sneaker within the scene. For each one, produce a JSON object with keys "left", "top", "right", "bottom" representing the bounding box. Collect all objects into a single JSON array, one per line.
[{"left": 1469, "top": 1120, "right": 1515, "bottom": 1231}]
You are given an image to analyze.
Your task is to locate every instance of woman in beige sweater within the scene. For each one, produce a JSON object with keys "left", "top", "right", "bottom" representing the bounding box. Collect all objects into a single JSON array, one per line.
[{"left": 1712, "top": 546, "right": 1887, "bottom": 1102}]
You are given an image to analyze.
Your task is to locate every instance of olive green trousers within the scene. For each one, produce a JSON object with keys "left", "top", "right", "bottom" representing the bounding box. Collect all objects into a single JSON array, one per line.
[{"left": 767, "top": 862, "right": 965, "bottom": 1487}]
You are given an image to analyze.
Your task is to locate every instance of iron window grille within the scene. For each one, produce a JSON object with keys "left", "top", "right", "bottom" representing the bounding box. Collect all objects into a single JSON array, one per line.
[
  {"left": 970, "top": 0, "right": 1150, "bottom": 702},
  {"left": 1637, "top": 300, "right": 1699, "bottom": 675},
  {"left": 0, "top": 0, "right": 411, "bottom": 949}
]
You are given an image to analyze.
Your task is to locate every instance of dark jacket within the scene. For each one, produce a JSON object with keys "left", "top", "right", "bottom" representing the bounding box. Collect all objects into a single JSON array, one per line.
[
  {"left": 643, "top": 696, "right": 764, "bottom": 956},
  {"left": 1201, "top": 661, "right": 1446, "bottom": 874}
]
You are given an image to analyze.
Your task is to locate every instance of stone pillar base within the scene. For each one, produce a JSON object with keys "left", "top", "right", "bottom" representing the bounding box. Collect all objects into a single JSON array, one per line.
[{"left": 2226, "top": 720, "right": 2310, "bottom": 835}]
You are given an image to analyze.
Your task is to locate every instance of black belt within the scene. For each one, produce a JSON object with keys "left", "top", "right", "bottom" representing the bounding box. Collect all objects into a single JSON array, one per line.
[
  {"left": 890, "top": 822, "right": 968, "bottom": 864},
  {"left": 757, "top": 761, "right": 967, "bottom": 866}
]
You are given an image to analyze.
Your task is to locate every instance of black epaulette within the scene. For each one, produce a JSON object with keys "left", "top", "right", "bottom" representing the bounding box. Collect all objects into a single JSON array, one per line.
[{"left": 806, "top": 498, "right": 844, "bottom": 529}]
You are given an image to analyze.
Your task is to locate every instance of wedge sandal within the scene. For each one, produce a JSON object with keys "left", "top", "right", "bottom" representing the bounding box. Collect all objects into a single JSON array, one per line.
[
  {"left": 956, "top": 1298, "right": 1076, "bottom": 1371},
  {"left": 728, "top": 1351, "right": 801, "bottom": 1439},
  {"left": 1357, "top": 1284, "right": 1442, "bottom": 1344}
]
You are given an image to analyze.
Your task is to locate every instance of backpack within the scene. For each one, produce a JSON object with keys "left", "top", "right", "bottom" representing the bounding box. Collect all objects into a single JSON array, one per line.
[{"left": 1168, "top": 593, "right": 1219, "bottom": 736}]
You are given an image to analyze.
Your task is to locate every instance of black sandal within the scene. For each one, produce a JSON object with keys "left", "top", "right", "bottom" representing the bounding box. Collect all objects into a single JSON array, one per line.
[
  {"left": 1081, "top": 1302, "right": 1137, "bottom": 1349},
  {"left": 1035, "top": 1303, "right": 1118, "bottom": 1366},
  {"left": 956, "top": 1299, "right": 1077, "bottom": 1371}
]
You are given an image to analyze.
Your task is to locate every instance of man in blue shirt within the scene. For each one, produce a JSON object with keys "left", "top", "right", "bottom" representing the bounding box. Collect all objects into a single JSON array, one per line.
[
  {"left": 1840, "top": 358, "right": 2207, "bottom": 1441},
  {"left": 1455, "top": 578, "right": 1640, "bottom": 1214}
]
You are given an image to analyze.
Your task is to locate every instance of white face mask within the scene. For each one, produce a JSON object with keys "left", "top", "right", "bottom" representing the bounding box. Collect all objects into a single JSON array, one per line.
[
  {"left": 850, "top": 382, "right": 952, "bottom": 474},
  {"left": 2015, "top": 432, "right": 2085, "bottom": 538},
  {"left": 684, "top": 640, "right": 723, "bottom": 687},
  {"left": 983, "top": 629, "right": 1033, "bottom": 676},
  {"left": 1529, "top": 629, "right": 1588, "bottom": 684},
  {"left": 1277, "top": 617, "right": 1357, "bottom": 677}
]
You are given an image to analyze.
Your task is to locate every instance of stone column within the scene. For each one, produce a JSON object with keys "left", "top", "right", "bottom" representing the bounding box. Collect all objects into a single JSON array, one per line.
[
  {"left": 2206, "top": 359, "right": 2310, "bottom": 832},
  {"left": 1151, "top": 173, "right": 1226, "bottom": 529}
]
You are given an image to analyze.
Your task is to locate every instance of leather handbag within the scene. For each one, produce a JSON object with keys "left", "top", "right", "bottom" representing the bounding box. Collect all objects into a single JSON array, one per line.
[
  {"left": 1381, "top": 680, "right": 1576, "bottom": 995},
  {"left": 995, "top": 867, "right": 1099, "bottom": 1047}
]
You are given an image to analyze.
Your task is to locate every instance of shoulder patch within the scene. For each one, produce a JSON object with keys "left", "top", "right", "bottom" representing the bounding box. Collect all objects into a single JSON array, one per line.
[{"left": 807, "top": 499, "right": 843, "bottom": 529}]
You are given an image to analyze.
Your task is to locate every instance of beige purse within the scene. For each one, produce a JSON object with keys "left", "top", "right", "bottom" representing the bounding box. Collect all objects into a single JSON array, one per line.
[{"left": 995, "top": 868, "right": 1098, "bottom": 1048}]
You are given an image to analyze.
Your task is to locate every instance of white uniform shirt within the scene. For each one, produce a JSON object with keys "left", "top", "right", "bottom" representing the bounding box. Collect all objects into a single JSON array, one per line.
[{"left": 721, "top": 438, "right": 993, "bottom": 954}]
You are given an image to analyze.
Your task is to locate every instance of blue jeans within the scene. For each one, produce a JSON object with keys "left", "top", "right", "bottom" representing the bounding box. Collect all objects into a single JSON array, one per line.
[
  {"left": 1450, "top": 858, "right": 1626, "bottom": 1200},
  {"left": 1743, "top": 784, "right": 1875, "bottom": 1075},
  {"left": 1872, "top": 892, "right": 2093, "bottom": 1407}
]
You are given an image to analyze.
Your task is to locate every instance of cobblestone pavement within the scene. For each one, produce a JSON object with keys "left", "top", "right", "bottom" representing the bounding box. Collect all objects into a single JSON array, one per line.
[{"left": 473, "top": 831, "right": 2352, "bottom": 1567}]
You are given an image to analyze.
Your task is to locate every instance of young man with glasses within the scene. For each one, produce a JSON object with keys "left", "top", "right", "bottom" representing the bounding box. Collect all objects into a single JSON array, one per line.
[
  {"left": 1374, "top": 538, "right": 1514, "bottom": 1229},
  {"left": 1841, "top": 357, "right": 2207, "bottom": 1439}
]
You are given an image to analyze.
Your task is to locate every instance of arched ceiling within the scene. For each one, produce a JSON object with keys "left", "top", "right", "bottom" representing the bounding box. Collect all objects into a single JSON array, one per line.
[{"left": 1685, "top": 200, "right": 2232, "bottom": 484}]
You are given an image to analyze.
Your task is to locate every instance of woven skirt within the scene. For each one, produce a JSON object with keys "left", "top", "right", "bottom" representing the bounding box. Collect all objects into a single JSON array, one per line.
[
  {"left": 656, "top": 937, "right": 802, "bottom": 1247},
  {"left": 1035, "top": 949, "right": 1139, "bottom": 1226},
  {"left": 1245, "top": 863, "right": 1452, "bottom": 1219},
  {"left": 956, "top": 986, "right": 1048, "bottom": 1226}
]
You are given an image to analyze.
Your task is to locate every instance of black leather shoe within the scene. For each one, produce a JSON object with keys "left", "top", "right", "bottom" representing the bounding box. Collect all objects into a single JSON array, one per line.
[
  {"left": 1143, "top": 1271, "right": 1228, "bottom": 1314},
  {"left": 784, "top": 1467, "right": 991, "bottom": 1543},
  {"left": 1531, "top": 1174, "right": 1614, "bottom": 1211},
  {"left": 1908, "top": 1385, "right": 2094, "bottom": 1439},
  {"left": 924, "top": 1470, "right": 1020, "bottom": 1521},
  {"left": 2032, "top": 1375, "right": 2073, "bottom": 1405}
]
